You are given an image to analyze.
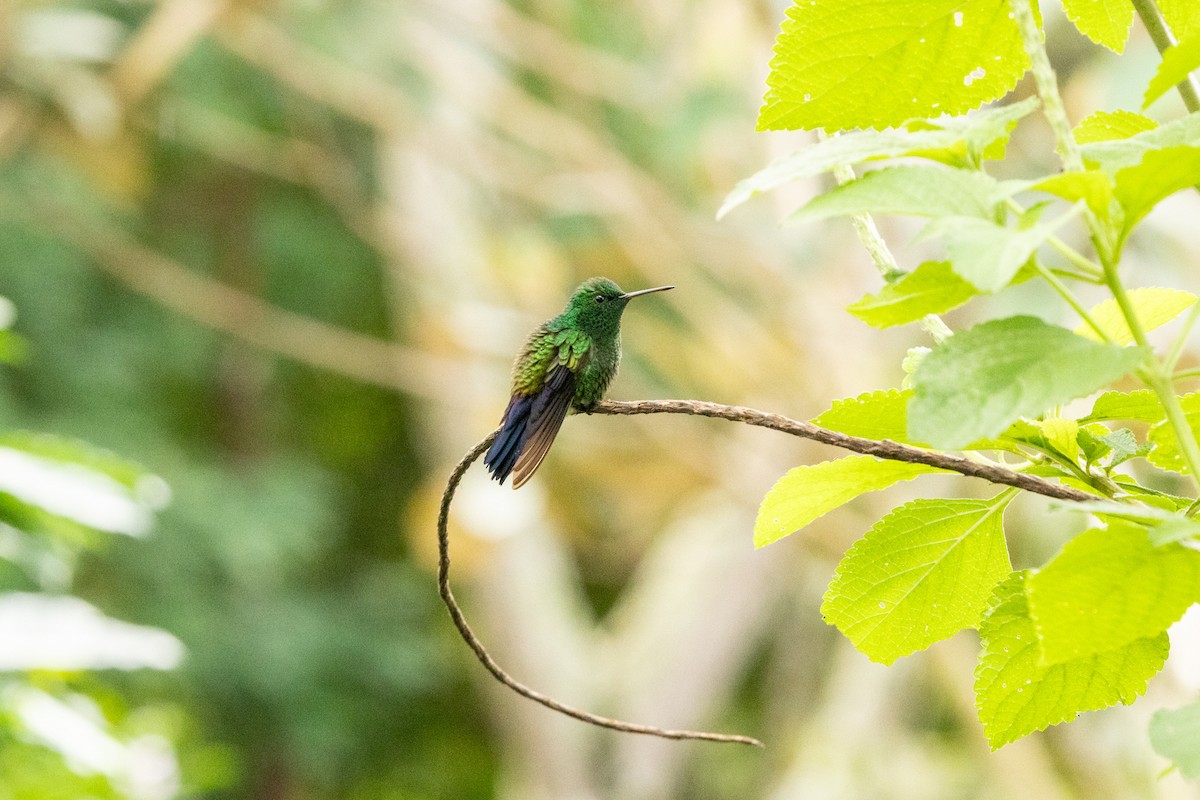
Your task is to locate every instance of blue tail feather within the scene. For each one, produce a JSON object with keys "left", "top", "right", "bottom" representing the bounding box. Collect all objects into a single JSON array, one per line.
[{"left": 484, "top": 394, "right": 533, "bottom": 485}]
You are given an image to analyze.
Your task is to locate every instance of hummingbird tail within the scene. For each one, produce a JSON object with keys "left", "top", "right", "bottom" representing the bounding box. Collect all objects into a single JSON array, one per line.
[
  {"left": 484, "top": 394, "right": 533, "bottom": 485},
  {"left": 484, "top": 365, "right": 576, "bottom": 488}
]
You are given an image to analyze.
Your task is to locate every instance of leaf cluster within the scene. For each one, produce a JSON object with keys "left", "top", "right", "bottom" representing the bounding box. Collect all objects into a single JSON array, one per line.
[{"left": 739, "top": 0, "right": 1200, "bottom": 761}]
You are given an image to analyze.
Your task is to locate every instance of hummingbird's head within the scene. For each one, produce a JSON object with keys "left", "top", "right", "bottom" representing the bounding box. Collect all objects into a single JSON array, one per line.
[{"left": 566, "top": 277, "right": 673, "bottom": 339}]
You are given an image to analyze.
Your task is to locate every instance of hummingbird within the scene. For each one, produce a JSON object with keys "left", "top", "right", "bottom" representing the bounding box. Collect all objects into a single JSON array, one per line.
[{"left": 484, "top": 277, "right": 674, "bottom": 488}]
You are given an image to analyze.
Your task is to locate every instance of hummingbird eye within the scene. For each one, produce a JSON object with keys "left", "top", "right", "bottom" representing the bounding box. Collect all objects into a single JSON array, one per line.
[{"left": 594, "top": 294, "right": 606, "bottom": 303}]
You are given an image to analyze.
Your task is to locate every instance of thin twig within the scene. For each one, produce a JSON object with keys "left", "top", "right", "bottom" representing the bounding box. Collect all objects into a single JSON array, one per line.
[
  {"left": 438, "top": 398, "right": 1098, "bottom": 751},
  {"left": 591, "top": 400, "right": 1096, "bottom": 502},
  {"left": 437, "top": 433, "right": 765, "bottom": 747}
]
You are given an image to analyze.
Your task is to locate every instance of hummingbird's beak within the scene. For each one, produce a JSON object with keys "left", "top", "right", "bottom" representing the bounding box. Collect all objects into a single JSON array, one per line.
[{"left": 620, "top": 285, "right": 674, "bottom": 300}]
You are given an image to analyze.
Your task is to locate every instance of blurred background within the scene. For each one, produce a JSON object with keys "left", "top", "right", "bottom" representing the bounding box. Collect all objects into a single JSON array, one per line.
[{"left": 2, "top": 0, "right": 1200, "bottom": 797}]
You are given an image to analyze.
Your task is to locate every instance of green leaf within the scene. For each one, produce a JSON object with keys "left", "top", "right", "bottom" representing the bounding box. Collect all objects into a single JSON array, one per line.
[
  {"left": 1061, "top": 0, "right": 1134, "bottom": 53},
  {"left": 1031, "top": 171, "right": 1117, "bottom": 220},
  {"left": 920, "top": 211, "right": 1074, "bottom": 292},
  {"left": 811, "top": 389, "right": 912, "bottom": 442},
  {"left": 908, "top": 316, "right": 1145, "bottom": 449},
  {"left": 1161, "top": 0, "right": 1200, "bottom": 40},
  {"left": 1075, "top": 287, "right": 1198, "bottom": 345},
  {"left": 754, "top": 457, "right": 942, "bottom": 548},
  {"left": 1027, "top": 521, "right": 1200, "bottom": 664},
  {"left": 1151, "top": 699, "right": 1200, "bottom": 779},
  {"left": 846, "top": 261, "right": 980, "bottom": 328},
  {"left": 722, "top": 99, "right": 1039, "bottom": 217},
  {"left": 821, "top": 496, "right": 1011, "bottom": 665},
  {"left": 1145, "top": 33, "right": 1200, "bottom": 108},
  {"left": 1041, "top": 417, "right": 1080, "bottom": 461},
  {"left": 1148, "top": 393, "right": 1200, "bottom": 473},
  {"left": 1074, "top": 110, "right": 1158, "bottom": 144},
  {"left": 758, "top": 0, "right": 1029, "bottom": 131},
  {"left": 1113, "top": 145, "right": 1200, "bottom": 236},
  {"left": 1099, "top": 428, "right": 1148, "bottom": 467},
  {"left": 1081, "top": 112, "right": 1200, "bottom": 171},
  {"left": 791, "top": 165, "right": 1001, "bottom": 222},
  {"left": 1083, "top": 389, "right": 1164, "bottom": 423},
  {"left": 975, "top": 572, "right": 1168, "bottom": 749}
]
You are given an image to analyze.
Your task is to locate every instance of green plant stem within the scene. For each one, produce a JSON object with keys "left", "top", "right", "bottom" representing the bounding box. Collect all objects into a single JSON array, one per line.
[
  {"left": 1166, "top": 302, "right": 1200, "bottom": 371},
  {"left": 1107, "top": 271, "right": 1200, "bottom": 485},
  {"left": 1013, "top": 0, "right": 1200, "bottom": 489},
  {"left": 1132, "top": 0, "right": 1200, "bottom": 113},
  {"left": 1010, "top": 0, "right": 1084, "bottom": 172},
  {"left": 1030, "top": 259, "right": 1112, "bottom": 342},
  {"left": 1045, "top": 235, "right": 1104, "bottom": 279},
  {"left": 1173, "top": 367, "right": 1200, "bottom": 381}
]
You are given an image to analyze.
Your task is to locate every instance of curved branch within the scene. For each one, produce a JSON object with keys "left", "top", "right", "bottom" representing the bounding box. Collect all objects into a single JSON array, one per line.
[
  {"left": 592, "top": 399, "right": 1095, "bottom": 503},
  {"left": 438, "top": 398, "right": 1098, "bottom": 751},
  {"left": 437, "top": 433, "right": 765, "bottom": 747}
]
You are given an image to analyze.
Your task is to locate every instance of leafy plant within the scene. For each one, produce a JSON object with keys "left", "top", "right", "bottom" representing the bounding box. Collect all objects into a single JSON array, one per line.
[{"left": 729, "top": 0, "right": 1200, "bottom": 763}]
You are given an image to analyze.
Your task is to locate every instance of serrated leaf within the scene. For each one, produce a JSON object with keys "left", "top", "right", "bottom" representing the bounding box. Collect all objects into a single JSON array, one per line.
[
  {"left": 720, "top": 103, "right": 1041, "bottom": 218},
  {"left": 1061, "top": 0, "right": 1134, "bottom": 53},
  {"left": 908, "top": 316, "right": 1145, "bottom": 449},
  {"left": 758, "top": 0, "right": 1029, "bottom": 132},
  {"left": 1075, "top": 287, "right": 1198, "bottom": 345},
  {"left": 1027, "top": 521, "right": 1200, "bottom": 664},
  {"left": 1077, "top": 425, "right": 1113, "bottom": 463},
  {"left": 791, "top": 165, "right": 1001, "bottom": 223},
  {"left": 822, "top": 496, "right": 1012, "bottom": 665},
  {"left": 921, "top": 212, "right": 1073, "bottom": 292},
  {"left": 1161, "top": 0, "right": 1200, "bottom": 40},
  {"left": 847, "top": 261, "right": 979, "bottom": 328},
  {"left": 1042, "top": 417, "right": 1080, "bottom": 461},
  {"left": 1083, "top": 389, "right": 1164, "bottom": 423},
  {"left": 1148, "top": 393, "right": 1200, "bottom": 473},
  {"left": 976, "top": 572, "right": 1168, "bottom": 749},
  {"left": 1100, "top": 428, "right": 1147, "bottom": 467},
  {"left": 1145, "top": 33, "right": 1200, "bottom": 108},
  {"left": 1113, "top": 146, "right": 1200, "bottom": 236},
  {"left": 755, "top": 457, "right": 943, "bottom": 548},
  {"left": 811, "top": 389, "right": 912, "bottom": 442},
  {"left": 1151, "top": 699, "right": 1200, "bottom": 778},
  {"left": 1074, "top": 110, "right": 1158, "bottom": 144},
  {"left": 1081, "top": 112, "right": 1200, "bottom": 171}
]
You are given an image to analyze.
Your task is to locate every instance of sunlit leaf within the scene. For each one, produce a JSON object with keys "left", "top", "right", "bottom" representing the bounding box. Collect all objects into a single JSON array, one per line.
[
  {"left": 1080, "top": 112, "right": 1200, "bottom": 170},
  {"left": 909, "top": 316, "right": 1145, "bottom": 448},
  {"left": 846, "top": 262, "right": 979, "bottom": 328},
  {"left": 754, "top": 457, "right": 942, "bottom": 547},
  {"left": 722, "top": 99, "right": 1039, "bottom": 216},
  {"left": 1161, "top": 0, "right": 1200, "bottom": 40},
  {"left": 1074, "top": 287, "right": 1198, "bottom": 345},
  {"left": 1074, "top": 110, "right": 1157, "bottom": 144},
  {"left": 1144, "top": 32, "right": 1200, "bottom": 107},
  {"left": 976, "top": 572, "right": 1167, "bottom": 749},
  {"left": 759, "top": 0, "right": 1029, "bottom": 131},
  {"left": 1061, "top": 0, "right": 1134, "bottom": 53},
  {"left": 1148, "top": 392, "right": 1200, "bottom": 473},
  {"left": 1083, "top": 389, "right": 1164, "bottom": 423},
  {"left": 1113, "top": 146, "right": 1200, "bottom": 236},
  {"left": 822, "top": 496, "right": 1011, "bottom": 664},
  {"left": 811, "top": 389, "right": 912, "bottom": 442},
  {"left": 1027, "top": 522, "right": 1200, "bottom": 664}
]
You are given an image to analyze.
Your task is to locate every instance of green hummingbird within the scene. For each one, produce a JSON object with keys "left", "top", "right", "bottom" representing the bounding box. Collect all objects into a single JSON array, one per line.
[{"left": 484, "top": 277, "right": 673, "bottom": 488}]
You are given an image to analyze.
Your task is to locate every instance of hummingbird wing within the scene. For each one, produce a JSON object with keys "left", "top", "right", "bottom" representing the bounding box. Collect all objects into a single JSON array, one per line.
[{"left": 510, "top": 363, "right": 576, "bottom": 488}]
